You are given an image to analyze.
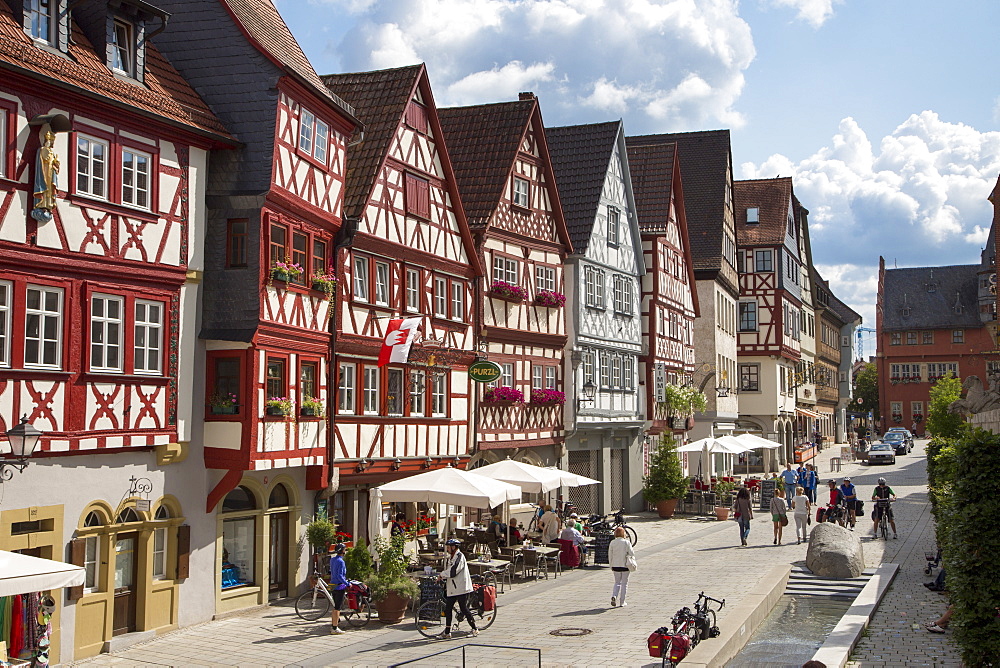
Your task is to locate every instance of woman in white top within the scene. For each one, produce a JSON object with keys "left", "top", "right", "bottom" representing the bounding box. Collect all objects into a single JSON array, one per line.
[
  {"left": 607, "top": 526, "right": 636, "bottom": 607},
  {"left": 538, "top": 505, "right": 560, "bottom": 543},
  {"left": 791, "top": 485, "right": 811, "bottom": 544}
]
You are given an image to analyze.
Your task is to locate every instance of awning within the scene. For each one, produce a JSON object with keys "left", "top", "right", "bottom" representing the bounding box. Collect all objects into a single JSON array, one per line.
[
  {"left": 0, "top": 551, "right": 84, "bottom": 597},
  {"left": 795, "top": 407, "right": 822, "bottom": 419}
]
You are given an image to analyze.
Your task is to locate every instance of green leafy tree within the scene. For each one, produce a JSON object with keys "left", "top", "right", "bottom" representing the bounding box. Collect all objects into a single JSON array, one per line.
[
  {"left": 643, "top": 436, "right": 689, "bottom": 504},
  {"left": 848, "top": 362, "right": 879, "bottom": 420},
  {"left": 926, "top": 374, "right": 964, "bottom": 439}
]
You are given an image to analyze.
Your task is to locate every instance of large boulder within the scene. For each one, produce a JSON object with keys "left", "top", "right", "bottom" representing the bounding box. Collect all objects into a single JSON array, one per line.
[{"left": 806, "top": 522, "right": 865, "bottom": 578}]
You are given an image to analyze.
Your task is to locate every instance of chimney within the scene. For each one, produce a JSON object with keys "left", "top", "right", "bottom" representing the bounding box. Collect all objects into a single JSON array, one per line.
[{"left": 518, "top": 92, "right": 535, "bottom": 101}]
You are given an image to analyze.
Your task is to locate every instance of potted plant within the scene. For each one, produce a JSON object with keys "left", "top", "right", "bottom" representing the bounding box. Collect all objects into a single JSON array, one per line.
[
  {"left": 534, "top": 290, "right": 566, "bottom": 308},
  {"left": 345, "top": 538, "right": 373, "bottom": 581},
  {"left": 271, "top": 261, "right": 304, "bottom": 283},
  {"left": 367, "top": 535, "right": 419, "bottom": 623},
  {"left": 414, "top": 516, "right": 432, "bottom": 536},
  {"left": 659, "top": 384, "right": 708, "bottom": 421},
  {"left": 488, "top": 281, "right": 528, "bottom": 303},
  {"left": 301, "top": 396, "right": 324, "bottom": 417},
  {"left": 266, "top": 396, "right": 293, "bottom": 417},
  {"left": 642, "top": 437, "right": 689, "bottom": 518},
  {"left": 482, "top": 386, "right": 524, "bottom": 405},
  {"left": 208, "top": 392, "right": 239, "bottom": 415},
  {"left": 529, "top": 388, "right": 566, "bottom": 406},
  {"left": 713, "top": 480, "right": 737, "bottom": 521},
  {"left": 311, "top": 271, "right": 338, "bottom": 299},
  {"left": 334, "top": 530, "right": 353, "bottom": 547},
  {"left": 305, "top": 515, "right": 336, "bottom": 560}
]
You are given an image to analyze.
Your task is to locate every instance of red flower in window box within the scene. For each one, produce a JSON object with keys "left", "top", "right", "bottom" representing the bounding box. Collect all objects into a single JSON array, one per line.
[
  {"left": 489, "top": 281, "right": 528, "bottom": 302},
  {"left": 482, "top": 386, "right": 524, "bottom": 403},
  {"left": 530, "top": 389, "right": 566, "bottom": 405},
  {"left": 534, "top": 290, "right": 566, "bottom": 308}
]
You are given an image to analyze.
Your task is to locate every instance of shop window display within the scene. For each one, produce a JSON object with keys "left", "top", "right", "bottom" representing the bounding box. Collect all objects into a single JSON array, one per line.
[{"left": 222, "top": 518, "right": 255, "bottom": 589}]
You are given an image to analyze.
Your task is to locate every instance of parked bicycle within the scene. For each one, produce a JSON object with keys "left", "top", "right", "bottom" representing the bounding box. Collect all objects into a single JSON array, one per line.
[
  {"left": 647, "top": 592, "right": 724, "bottom": 667},
  {"left": 414, "top": 574, "right": 498, "bottom": 638},
  {"left": 294, "top": 573, "right": 373, "bottom": 627},
  {"left": 584, "top": 508, "right": 637, "bottom": 546}
]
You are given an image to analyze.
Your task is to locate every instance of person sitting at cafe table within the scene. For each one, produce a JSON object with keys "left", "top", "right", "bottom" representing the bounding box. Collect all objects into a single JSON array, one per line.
[
  {"left": 487, "top": 514, "right": 508, "bottom": 546},
  {"left": 559, "top": 518, "right": 587, "bottom": 562},
  {"left": 507, "top": 518, "right": 523, "bottom": 545},
  {"left": 569, "top": 513, "right": 583, "bottom": 532},
  {"left": 390, "top": 512, "right": 407, "bottom": 536}
]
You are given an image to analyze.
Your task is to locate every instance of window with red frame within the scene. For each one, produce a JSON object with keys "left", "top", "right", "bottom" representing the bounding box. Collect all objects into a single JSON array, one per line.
[
  {"left": 405, "top": 174, "right": 430, "bottom": 219},
  {"left": 404, "top": 101, "right": 428, "bottom": 134},
  {"left": 291, "top": 232, "right": 308, "bottom": 285},
  {"left": 210, "top": 355, "right": 242, "bottom": 414},
  {"left": 227, "top": 219, "right": 248, "bottom": 268}
]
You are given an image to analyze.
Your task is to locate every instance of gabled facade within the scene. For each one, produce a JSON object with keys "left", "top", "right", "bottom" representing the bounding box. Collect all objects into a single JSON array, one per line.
[
  {"left": 826, "top": 287, "right": 862, "bottom": 443},
  {"left": 795, "top": 202, "right": 819, "bottom": 430},
  {"left": 627, "top": 131, "right": 739, "bottom": 447},
  {"left": 548, "top": 121, "right": 647, "bottom": 513},
  {"left": 439, "top": 93, "right": 573, "bottom": 470},
  {"left": 321, "top": 64, "right": 482, "bottom": 536},
  {"left": 813, "top": 272, "right": 845, "bottom": 441},
  {"left": 0, "top": 0, "right": 232, "bottom": 659},
  {"left": 734, "top": 177, "right": 803, "bottom": 460},
  {"left": 152, "top": 0, "right": 359, "bottom": 615},
  {"left": 625, "top": 141, "right": 698, "bottom": 440}
]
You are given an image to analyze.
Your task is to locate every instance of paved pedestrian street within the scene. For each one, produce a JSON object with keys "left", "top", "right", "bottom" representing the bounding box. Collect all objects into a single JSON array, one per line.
[{"left": 76, "top": 442, "right": 959, "bottom": 667}]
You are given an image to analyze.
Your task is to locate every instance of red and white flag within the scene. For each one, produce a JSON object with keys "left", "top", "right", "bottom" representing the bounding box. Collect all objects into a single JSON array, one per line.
[{"left": 378, "top": 317, "right": 422, "bottom": 367}]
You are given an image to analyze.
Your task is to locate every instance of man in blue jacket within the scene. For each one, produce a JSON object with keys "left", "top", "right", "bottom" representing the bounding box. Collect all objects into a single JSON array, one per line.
[
  {"left": 328, "top": 543, "right": 349, "bottom": 634},
  {"left": 838, "top": 478, "right": 858, "bottom": 530},
  {"left": 779, "top": 463, "right": 799, "bottom": 504}
]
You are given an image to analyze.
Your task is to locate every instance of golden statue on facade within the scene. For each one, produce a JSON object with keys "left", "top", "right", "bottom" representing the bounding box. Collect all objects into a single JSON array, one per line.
[{"left": 31, "top": 130, "right": 60, "bottom": 223}]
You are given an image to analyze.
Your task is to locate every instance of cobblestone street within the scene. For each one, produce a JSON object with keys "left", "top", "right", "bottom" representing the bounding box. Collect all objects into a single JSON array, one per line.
[{"left": 74, "top": 442, "right": 958, "bottom": 667}]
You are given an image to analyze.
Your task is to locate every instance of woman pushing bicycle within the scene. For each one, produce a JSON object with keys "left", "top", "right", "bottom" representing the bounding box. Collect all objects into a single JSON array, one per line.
[{"left": 438, "top": 538, "right": 479, "bottom": 639}]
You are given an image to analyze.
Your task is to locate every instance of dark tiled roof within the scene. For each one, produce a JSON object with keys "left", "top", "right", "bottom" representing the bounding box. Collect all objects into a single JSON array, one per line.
[
  {"left": 626, "top": 141, "right": 676, "bottom": 234},
  {"left": 881, "top": 264, "right": 983, "bottom": 330},
  {"left": 546, "top": 121, "right": 621, "bottom": 254},
  {"left": 733, "top": 177, "right": 794, "bottom": 246},
  {"left": 626, "top": 130, "right": 731, "bottom": 272},
  {"left": 221, "top": 0, "right": 358, "bottom": 125},
  {"left": 815, "top": 272, "right": 862, "bottom": 326},
  {"left": 322, "top": 65, "right": 423, "bottom": 219},
  {"left": 437, "top": 100, "right": 536, "bottom": 227},
  {"left": 0, "top": 3, "right": 231, "bottom": 140}
]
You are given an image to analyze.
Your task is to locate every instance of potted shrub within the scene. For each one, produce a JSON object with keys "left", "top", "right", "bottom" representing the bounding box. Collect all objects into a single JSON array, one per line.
[
  {"left": 208, "top": 392, "right": 239, "bottom": 415},
  {"left": 534, "top": 290, "right": 566, "bottom": 308},
  {"left": 344, "top": 538, "right": 373, "bottom": 581},
  {"left": 301, "top": 396, "right": 324, "bottom": 417},
  {"left": 488, "top": 281, "right": 528, "bottom": 303},
  {"left": 643, "top": 437, "right": 689, "bottom": 518},
  {"left": 482, "top": 386, "right": 524, "bottom": 405},
  {"left": 266, "top": 396, "right": 293, "bottom": 417},
  {"left": 305, "top": 515, "right": 336, "bottom": 561},
  {"left": 311, "top": 271, "right": 338, "bottom": 299},
  {"left": 713, "top": 480, "right": 737, "bottom": 521},
  {"left": 367, "top": 535, "right": 419, "bottom": 623},
  {"left": 659, "top": 384, "right": 708, "bottom": 424},
  {"left": 271, "top": 261, "right": 304, "bottom": 283},
  {"left": 529, "top": 388, "right": 566, "bottom": 406},
  {"left": 414, "top": 516, "right": 432, "bottom": 536}
]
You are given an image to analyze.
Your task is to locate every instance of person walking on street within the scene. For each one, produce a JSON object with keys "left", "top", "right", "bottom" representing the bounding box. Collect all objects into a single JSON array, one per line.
[
  {"left": 871, "top": 477, "right": 898, "bottom": 538},
  {"left": 328, "top": 543, "right": 349, "bottom": 634},
  {"left": 771, "top": 487, "right": 789, "bottom": 545},
  {"left": 438, "top": 539, "right": 478, "bottom": 639},
  {"left": 608, "top": 526, "right": 636, "bottom": 607},
  {"left": 805, "top": 464, "right": 819, "bottom": 503},
  {"left": 538, "top": 505, "right": 560, "bottom": 544},
  {"left": 780, "top": 463, "right": 798, "bottom": 503},
  {"left": 733, "top": 487, "right": 754, "bottom": 546},
  {"left": 838, "top": 477, "right": 858, "bottom": 530},
  {"left": 792, "top": 486, "right": 811, "bottom": 544}
]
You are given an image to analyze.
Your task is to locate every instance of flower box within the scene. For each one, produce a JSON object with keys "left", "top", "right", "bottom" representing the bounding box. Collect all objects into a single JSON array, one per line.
[
  {"left": 211, "top": 406, "right": 239, "bottom": 415},
  {"left": 482, "top": 386, "right": 524, "bottom": 403},
  {"left": 266, "top": 406, "right": 291, "bottom": 417},
  {"left": 530, "top": 388, "right": 566, "bottom": 405},
  {"left": 301, "top": 397, "right": 324, "bottom": 417},
  {"left": 301, "top": 406, "right": 323, "bottom": 417},
  {"left": 271, "top": 261, "right": 304, "bottom": 283},
  {"left": 534, "top": 290, "right": 566, "bottom": 308},
  {"left": 266, "top": 396, "right": 293, "bottom": 417},
  {"left": 489, "top": 281, "right": 528, "bottom": 303}
]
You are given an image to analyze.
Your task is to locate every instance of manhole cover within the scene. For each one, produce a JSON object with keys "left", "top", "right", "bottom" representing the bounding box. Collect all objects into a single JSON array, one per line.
[{"left": 549, "top": 628, "right": 592, "bottom": 637}]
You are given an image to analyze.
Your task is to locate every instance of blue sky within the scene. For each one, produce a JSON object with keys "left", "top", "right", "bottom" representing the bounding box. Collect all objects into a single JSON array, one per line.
[{"left": 276, "top": 0, "right": 1000, "bottom": 332}]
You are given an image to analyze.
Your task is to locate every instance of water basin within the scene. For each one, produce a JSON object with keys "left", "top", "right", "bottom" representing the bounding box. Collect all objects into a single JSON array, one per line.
[{"left": 726, "top": 595, "right": 852, "bottom": 666}]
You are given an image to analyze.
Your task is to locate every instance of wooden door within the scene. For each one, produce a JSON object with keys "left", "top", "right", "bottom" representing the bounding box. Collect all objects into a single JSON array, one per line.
[
  {"left": 112, "top": 533, "right": 138, "bottom": 636},
  {"left": 268, "top": 513, "right": 289, "bottom": 598}
]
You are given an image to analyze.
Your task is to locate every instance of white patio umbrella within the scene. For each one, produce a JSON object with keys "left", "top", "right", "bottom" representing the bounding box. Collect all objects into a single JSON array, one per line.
[
  {"left": 677, "top": 437, "right": 752, "bottom": 479},
  {"left": 476, "top": 458, "right": 564, "bottom": 494},
  {"left": 0, "top": 551, "right": 84, "bottom": 597},
  {"left": 546, "top": 468, "right": 602, "bottom": 487},
  {"left": 367, "top": 487, "right": 384, "bottom": 559},
  {"left": 735, "top": 433, "right": 783, "bottom": 475},
  {"left": 376, "top": 466, "right": 522, "bottom": 507}
]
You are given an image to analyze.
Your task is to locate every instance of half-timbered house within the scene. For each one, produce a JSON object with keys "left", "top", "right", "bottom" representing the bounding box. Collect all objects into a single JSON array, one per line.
[
  {"left": 626, "top": 132, "right": 740, "bottom": 452},
  {"left": 151, "top": 0, "right": 360, "bottom": 615},
  {"left": 625, "top": 140, "right": 699, "bottom": 449},
  {"left": 733, "top": 177, "right": 803, "bottom": 461},
  {"left": 438, "top": 94, "right": 573, "bottom": 471},
  {"left": 321, "top": 64, "right": 482, "bottom": 537},
  {"left": 813, "top": 275, "right": 860, "bottom": 443},
  {"left": 0, "top": 0, "right": 233, "bottom": 659},
  {"left": 547, "top": 121, "right": 647, "bottom": 513},
  {"left": 795, "top": 206, "right": 820, "bottom": 444}
]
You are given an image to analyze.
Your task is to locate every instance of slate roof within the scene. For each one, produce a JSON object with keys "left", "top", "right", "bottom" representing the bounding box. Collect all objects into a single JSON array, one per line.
[
  {"left": 437, "top": 99, "right": 536, "bottom": 228},
  {"left": 626, "top": 141, "right": 676, "bottom": 234},
  {"left": 0, "top": 2, "right": 231, "bottom": 141},
  {"left": 221, "top": 0, "right": 358, "bottom": 125},
  {"left": 881, "top": 264, "right": 983, "bottom": 330},
  {"left": 546, "top": 121, "right": 621, "bottom": 254},
  {"left": 626, "top": 130, "right": 731, "bottom": 272},
  {"left": 733, "top": 177, "right": 794, "bottom": 246},
  {"left": 321, "top": 65, "right": 423, "bottom": 220}
]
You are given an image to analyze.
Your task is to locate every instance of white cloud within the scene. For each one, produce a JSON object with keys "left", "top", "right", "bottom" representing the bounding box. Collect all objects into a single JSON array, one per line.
[
  {"left": 334, "top": 0, "right": 756, "bottom": 131},
  {"left": 742, "top": 112, "right": 1000, "bottom": 323},
  {"left": 762, "top": 0, "right": 841, "bottom": 27}
]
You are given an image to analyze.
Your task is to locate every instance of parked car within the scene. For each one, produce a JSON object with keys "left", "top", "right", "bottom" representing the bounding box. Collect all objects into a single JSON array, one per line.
[
  {"left": 867, "top": 442, "right": 897, "bottom": 465},
  {"left": 882, "top": 432, "right": 910, "bottom": 455},
  {"left": 886, "top": 427, "right": 913, "bottom": 448}
]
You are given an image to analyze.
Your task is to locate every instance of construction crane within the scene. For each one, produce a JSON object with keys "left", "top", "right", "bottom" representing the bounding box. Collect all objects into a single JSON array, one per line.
[{"left": 856, "top": 327, "right": 877, "bottom": 360}]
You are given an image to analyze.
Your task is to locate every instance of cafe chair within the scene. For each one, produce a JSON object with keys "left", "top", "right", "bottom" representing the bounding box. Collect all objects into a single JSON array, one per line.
[
  {"left": 499, "top": 547, "right": 523, "bottom": 578},
  {"left": 488, "top": 560, "right": 513, "bottom": 594},
  {"left": 557, "top": 539, "right": 580, "bottom": 569},
  {"left": 545, "top": 543, "right": 563, "bottom": 577},
  {"left": 522, "top": 549, "right": 548, "bottom": 580}
]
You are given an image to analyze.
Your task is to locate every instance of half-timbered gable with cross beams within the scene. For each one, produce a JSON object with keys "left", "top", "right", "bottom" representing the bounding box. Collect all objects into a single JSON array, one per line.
[
  {"left": 320, "top": 65, "right": 482, "bottom": 507},
  {"left": 439, "top": 94, "right": 573, "bottom": 468}
]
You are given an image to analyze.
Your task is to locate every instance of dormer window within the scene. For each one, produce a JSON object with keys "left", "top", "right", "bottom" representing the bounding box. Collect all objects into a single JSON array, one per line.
[
  {"left": 746, "top": 207, "right": 759, "bottom": 224},
  {"left": 26, "top": 0, "right": 56, "bottom": 44},
  {"left": 298, "top": 108, "right": 330, "bottom": 166},
  {"left": 512, "top": 176, "right": 530, "bottom": 208},
  {"left": 111, "top": 19, "right": 135, "bottom": 77}
]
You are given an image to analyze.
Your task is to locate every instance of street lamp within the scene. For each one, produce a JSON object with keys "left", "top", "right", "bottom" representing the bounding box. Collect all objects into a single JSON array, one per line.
[
  {"left": 578, "top": 380, "right": 597, "bottom": 407},
  {"left": 2, "top": 415, "right": 42, "bottom": 482}
]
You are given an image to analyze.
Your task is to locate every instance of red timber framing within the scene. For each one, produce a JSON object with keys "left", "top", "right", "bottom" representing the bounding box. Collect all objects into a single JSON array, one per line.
[
  {"left": 0, "top": 69, "right": 231, "bottom": 455},
  {"left": 321, "top": 64, "right": 482, "bottom": 477}
]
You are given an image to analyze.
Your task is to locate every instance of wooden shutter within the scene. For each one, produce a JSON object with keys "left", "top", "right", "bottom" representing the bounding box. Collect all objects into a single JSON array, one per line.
[
  {"left": 405, "top": 174, "right": 430, "bottom": 220},
  {"left": 67, "top": 538, "right": 85, "bottom": 601},
  {"left": 176, "top": 524, "right": 191, "bottom": 580},
  {"left": 405, "top": 102, "right": 428, "bottom": 134}
]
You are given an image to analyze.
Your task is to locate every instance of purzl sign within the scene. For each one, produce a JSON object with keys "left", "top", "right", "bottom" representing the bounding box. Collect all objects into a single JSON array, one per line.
[{"left": 468, "top": 361, "right": 502, "bottom": 384}]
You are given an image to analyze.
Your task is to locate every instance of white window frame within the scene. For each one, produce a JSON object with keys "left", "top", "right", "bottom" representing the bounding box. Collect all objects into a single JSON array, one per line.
[
  {"left": 133, "top": 299, "right": 163, "bottom": 375},
  {"left": 410, "top": 369, "right": 426, "bottom": 417},
  {"left": 545, "top": 366, "right": 557, "bottom": 390},
  {"left": 374, "top": 261, "right": 390, "bottom": 306},
  {"left": 607, "top": 206, "right": 620, "bottom": 246},
  {"left": 582, "top": 349, "right": 595, "bottom": 384},
  {"left": 363, "top": 366, "right": 379, "bottom": 415},
  {"left": 299, "top": 109, "right": 315, "bottom": 155},
  {"left": 501, "top": 363, "right": 513, "bottom": 388},
  {"left": 622, "top": 355, "right": 634, "bottom": 391},
  {"left": 111, "top": 19, "right": 134, "bottom": 76},
  {"left": 492, "top": 256, "right": 518, "bottom": 285},
  {"left": 121, "top": 148, "right": 151, "bottom": 209},
  {"left": 612, "top": 275, "right": 632, "bottom": 315},
  {"left": 84, "top": 535, "right": 100, "bottom": 592},
  {"left": 431, "top": 372, "right": 447, "bottom": 417},
  {"left": 152, "top": 527, "right": 167, "bottom": 579},
  {"left": 434, "top": 277, "right": 447, "bottom": 317},
  {"left": 535, "top": 266, "right": 555, "bottom": 292},
  {"left": 611, "top": 354, "right": 622, "bottom": 389},
  {"left": 599, "top": 352, "right": 611, "bottom": 388},
  {"left": 0, "top": 281, "right": 9, "bottom": 367},
  {"left": 405, "top": 268, "right": 421, "bottom": 312},
  {"left": 450, "top": 282, "right": 464, "bottom": 320},
  {"left": 532, "top": 365, "right": 543, "bottom": 390},
  {"left": 746, "top": 207, "right": 759, "bottom": 223},
  {"left": 25, "top": 285, "right": 63, "bottom": 369},
  {"left": 585, "top": 266, "right": 605, "bottom": 309},
  {"left": 353, "top": 256, "right": 369, "bottom": 302},
  {"left": 512, "top": 177, "right": 529, "bottom": 208},
  {"left": 76, "top": 135, "right": 109, "bottom": 200},
  {"left": 27, "top": 0, "right": 56, "bottom": 43},
  {"left": 338, "top": 363, "right": 355, "bottom": 414},
  {"left": 313, "top": 119, "right": 329, "bottom": 164}
]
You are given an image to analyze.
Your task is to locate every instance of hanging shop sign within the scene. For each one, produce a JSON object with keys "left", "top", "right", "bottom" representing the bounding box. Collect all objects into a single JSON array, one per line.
[{"left": 468, "top": 361, "right": 502, "bottom": 383}]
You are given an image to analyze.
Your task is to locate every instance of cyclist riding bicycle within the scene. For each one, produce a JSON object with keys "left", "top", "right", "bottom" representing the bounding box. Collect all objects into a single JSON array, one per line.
[
  {"left": 438, "top": 538, "right": 479, "bottom": 639},
  {"left": 871, "top": 477, "right": 898, "bottom": 539},
  {"left": 838, "top": 477, "right": 858, "bottom": 530}
]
